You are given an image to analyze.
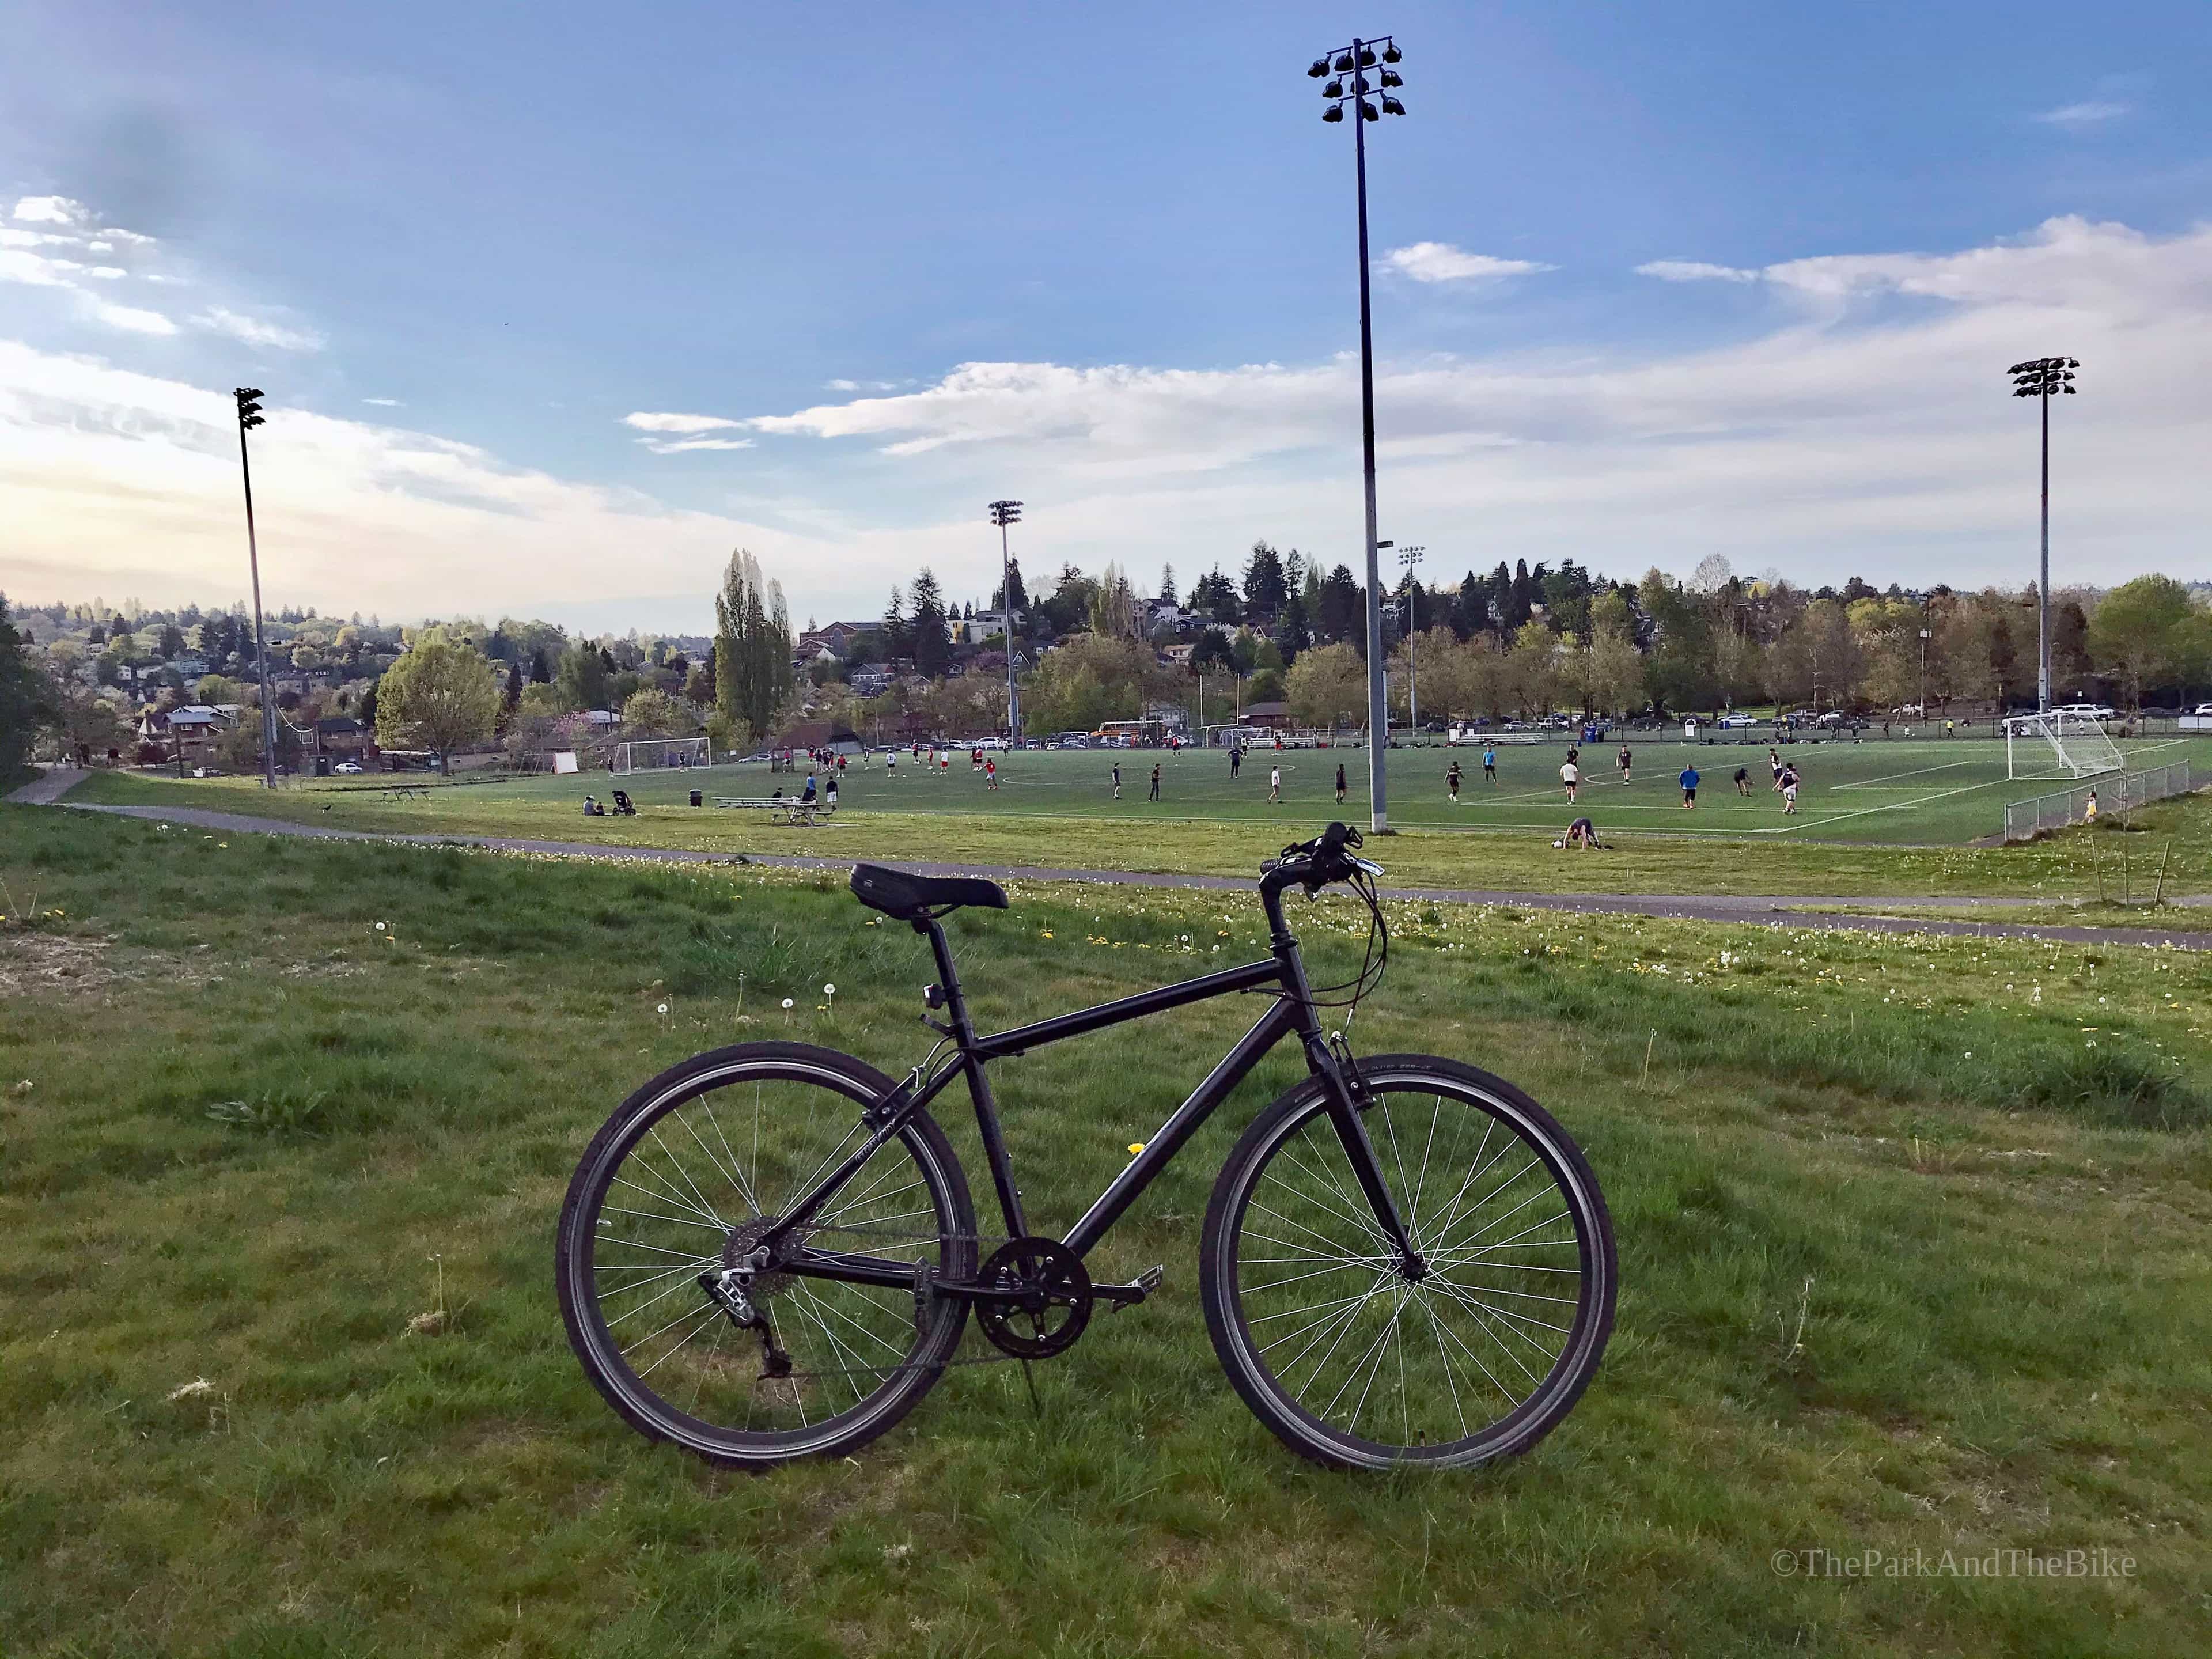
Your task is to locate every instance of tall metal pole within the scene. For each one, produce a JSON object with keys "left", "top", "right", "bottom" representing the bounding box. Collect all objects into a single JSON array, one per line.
[
  {"left": 236, "top": 396, "right": 276, "bottom": 789},
  {"left": 1351, "top": 40, "right": 1387, "bottom": 828},
  {"left": 2037, "top": 388, "right": 2051, "bottom": 713},
  {"left": 1398, "top": 544, "right": 1424, "bottom": 739},
  {"left": 1001, "top": 517, "right": 1016, "bottom": 740}
]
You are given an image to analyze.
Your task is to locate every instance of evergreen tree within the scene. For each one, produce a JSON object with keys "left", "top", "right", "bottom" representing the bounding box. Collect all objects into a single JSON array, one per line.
[
  {"left": 528, "top": 646, "right": 551, "bottom": 684},
  {"left": 1, "top": 596, "right": 59, "bottom": 784},
  {"left": 1316, "top": 565, "right": 1365, "bottom": 648},
  {"left": 1157, "top": 563, "right": 1177, "bottom": 607},
  {"left": 1242, "top": 541, "right": 1289, "bottom": 624},
  {"left": 881, "top": 586, "right": 909, "bottom": 659},
  {"left": 908, "top": 568, "right": 952, "bottom": 679}
]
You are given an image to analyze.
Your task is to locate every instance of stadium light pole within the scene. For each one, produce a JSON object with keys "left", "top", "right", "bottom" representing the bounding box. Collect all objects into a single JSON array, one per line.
[
  {"left": 2007, "top": 357, "right": 2078, "bottom": 713},
  {"left": 233, "top": 387, "right": 277, "bottom": 790},
  {"left": 1396, "top": 545, "right": 1424, "bottom": 736},
  {"left": 1918, "top": 627, "right": 1932, "bottom": 724},
  {"left": 988, "top": 499, "right": 1022, "bottom": 742},
  {"left": 1308, "top": 34, "right": 1407, "bottom": 828}
]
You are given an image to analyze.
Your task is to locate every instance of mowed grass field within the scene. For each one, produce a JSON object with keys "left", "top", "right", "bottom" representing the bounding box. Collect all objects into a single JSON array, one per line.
[
  {"left": 71, "top": 736, "right": 2212, "bottom": 906},
  {"left": 4, "top": 803, "right": 2211, "bottom": 1656}
]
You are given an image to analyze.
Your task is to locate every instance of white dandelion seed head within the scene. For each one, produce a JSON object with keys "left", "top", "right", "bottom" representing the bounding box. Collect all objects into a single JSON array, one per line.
[
  {"left": 823, "top": 983, "right": 836, "bottom": 995},
  {"left": 782, "top": 998, "right": 794, "bottom": 1010},
  {"left": 657, "top": 1003, "right": 669, "bottom": 1014},
  {"left": 375, "top": 922, "right": 387, "bottom": 931}
]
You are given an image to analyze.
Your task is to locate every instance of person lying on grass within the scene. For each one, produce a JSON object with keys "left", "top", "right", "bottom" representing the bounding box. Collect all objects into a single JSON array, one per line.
[{"left": 1553, "top": 816, "right": 1603, "bottom": 850}]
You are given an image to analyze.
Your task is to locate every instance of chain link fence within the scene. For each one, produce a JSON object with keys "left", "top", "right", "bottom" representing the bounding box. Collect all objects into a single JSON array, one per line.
[{"left": 2002, "top": 762, "right": 2203, "bottom": 839}]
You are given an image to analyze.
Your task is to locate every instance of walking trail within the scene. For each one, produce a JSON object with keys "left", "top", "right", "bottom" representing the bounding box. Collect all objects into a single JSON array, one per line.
[{"left": 36, "top": 789, "right": 2212, "bottom": 952}]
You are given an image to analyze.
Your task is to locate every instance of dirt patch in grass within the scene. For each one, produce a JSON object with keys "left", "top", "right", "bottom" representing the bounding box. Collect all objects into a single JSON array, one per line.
[{"left": 0, "top": 932, "right": 124, "bottom": 994}]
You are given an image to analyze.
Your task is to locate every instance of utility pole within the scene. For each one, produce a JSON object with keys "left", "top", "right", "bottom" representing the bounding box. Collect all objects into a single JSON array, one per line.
[
  {"left": 1309, "top": 35, "right": 1407, "bottom": 828},
  {"left": 234, "top": 387, "right": 276, "bottom": 789},
  {"left": 1919, "top": 627, "right": 1931, "bottom": 726},
  {"left": 988, "top": 499, "right": 1022, "bottom": 742}
]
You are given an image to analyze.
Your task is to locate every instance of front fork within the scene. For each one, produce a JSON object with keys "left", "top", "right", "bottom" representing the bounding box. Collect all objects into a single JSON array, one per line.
[{"left": 1300, "top": 1020, "right": 1428, "bottom": 1282}]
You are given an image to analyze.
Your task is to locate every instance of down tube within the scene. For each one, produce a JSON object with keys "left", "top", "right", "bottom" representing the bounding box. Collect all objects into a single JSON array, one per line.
[{"left": 1062, "top": 998, "right": 1301, "bottom": 1258}]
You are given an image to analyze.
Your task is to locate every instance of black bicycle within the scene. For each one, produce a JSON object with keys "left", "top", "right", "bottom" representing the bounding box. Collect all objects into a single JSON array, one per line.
[{"left": 557, "top": 823, "right": 1615, "bottom": 1469}]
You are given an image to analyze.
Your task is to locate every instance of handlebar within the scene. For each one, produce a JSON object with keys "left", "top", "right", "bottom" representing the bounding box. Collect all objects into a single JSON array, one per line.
[{"left": 1260, "top": 821, "right": 1384, "bottom": 899}]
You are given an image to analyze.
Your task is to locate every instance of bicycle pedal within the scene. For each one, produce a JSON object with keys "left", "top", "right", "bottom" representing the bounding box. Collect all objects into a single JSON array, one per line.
[{"left": 1094, "top": 1265, "right": 1165, "bottom": 1310}]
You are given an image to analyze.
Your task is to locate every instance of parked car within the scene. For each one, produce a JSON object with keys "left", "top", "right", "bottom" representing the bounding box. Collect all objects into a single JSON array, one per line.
[
  {"left": 2194, "top": 704, "right": 2212, "bottom": 718},
  {"left": 1717, "top": 714, "right": 1758, "bottom": 729},
  {"left": 2051, "top": 703, "right": 2116, "bottom": 721},
  {"left": 333, "top": 760, "right": 363, "bottom": 774}
]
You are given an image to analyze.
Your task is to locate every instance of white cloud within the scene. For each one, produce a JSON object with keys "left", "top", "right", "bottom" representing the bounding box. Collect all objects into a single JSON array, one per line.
[
  {"left": 194, "top": 306, "right": 327, "bottom": 353},
  {"left": 5, "top": 216, "right": 2207, "bottom": 627},
  {"left": 87, "top": 266, "right": 126, "bottom": 281},
  {"left": 645, "top": 436, "right": 756, "bottom": 453},
  {"left": 80, "top": 298, "right": 178, "bottom": 335},
  {"left": 1382, "top": 243, "right": 1555, "bottom": 283},
  {"left": 1636, "top": 259, "right": 1761, "bottom": 283},
  {"left": 1, "top": 227, "right": 75, "bottom": 249},
  {"left": 13, "top": 195, "right": 86, "bottom": 225},
  {"left": 2035, "top": 100, "right": 2131, "bottom": 127},
  {"left": 0, "top": 248, "right": 75, "bottom": 287},
  {"left": 622, "top": 410, "right": 743, "bottom": 434},
  {"left": 363, "top": 397, "right": 402, "bottom": 407},
  {"left": 825, "top": 378, "right": 859, "bottom": 391}
]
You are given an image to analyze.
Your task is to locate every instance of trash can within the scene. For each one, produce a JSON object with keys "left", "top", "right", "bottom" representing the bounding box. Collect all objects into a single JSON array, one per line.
[{"left": 688, "top": 789, "right": 703, "bottom": 808}]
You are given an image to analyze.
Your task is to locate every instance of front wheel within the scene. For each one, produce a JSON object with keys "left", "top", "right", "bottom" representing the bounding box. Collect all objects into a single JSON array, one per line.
[
  {"left": 556, "top": 1043, "right": 976, "bottom": 1467},
  {"left": 1200, "top": 1055, "right": 1615, "bottom": 1469}
]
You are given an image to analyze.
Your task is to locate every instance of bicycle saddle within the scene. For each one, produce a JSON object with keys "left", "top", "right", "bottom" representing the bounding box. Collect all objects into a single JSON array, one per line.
[{"left": 849, "top": 863, "right": 1009, "bottom": 921}]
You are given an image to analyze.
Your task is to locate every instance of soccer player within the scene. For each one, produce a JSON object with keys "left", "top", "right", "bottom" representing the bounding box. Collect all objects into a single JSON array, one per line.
[
  {"left": 1560, "top": 753, "right": 1580, "bottom": 804},
  {"left": 1679, "top": 763, "right": 1700, "bottom": 808},
  {"left": 1111, "top": 761, "right": 1122, "bottom": 800},
  {"left": 887, "top": 749, "right": 898, "bottom": 777},
  {"left": 1780, "top": 763, "right": 1800, "bottom": 815},
  {"left": 1617, "top": 743, "right": 1633, "bottom": 785},
  {"left": 1482, "top": 744, "right": 1497, "bottom": 784},
  {"left": 1149, "top": 763, "right": 1161, "bottom": 802},
  {"left": 985, "top": 757, "right": 999, "bottom": 790},
  {"left": 1229, "top": 744, "right": 1241, "bottom": 780},
  {"left": 1733, "top": 765, "right": 1752, "bottom": 796},
  {"left": 1335, "top": 762, "right": 1347, "bottom": 804},
  {"left": 1554, "top": 816, "right": 1601, "bottom": 850},
  {"left": 1268, "top": 764, "right": 1282, "bottom": 804},
  {"left": 1447, "top": 760, "right": 1463, "bottom": 802},
  {"left": 1768, "top": 747, "right": 1785, "bottom": 790}
]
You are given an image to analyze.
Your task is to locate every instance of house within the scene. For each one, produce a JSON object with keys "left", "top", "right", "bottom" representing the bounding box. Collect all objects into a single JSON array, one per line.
[
  {"left": 141, "top": 703, "right": 235, "bottom": 763},
  {"left": 793, "top": 619, "right": 885, "bottom": 661},
  {"left": 313, "top": 716, "right": 373, "bottom": 759},
  {"left": 1236, "top": 701, "right": 1293, "bottom": 731},
  {"left": 779, "top": 719, "right": 864, "bottom": 755},
  {"left": 849, "top": 667, "right": 892, "bottom": 696}
]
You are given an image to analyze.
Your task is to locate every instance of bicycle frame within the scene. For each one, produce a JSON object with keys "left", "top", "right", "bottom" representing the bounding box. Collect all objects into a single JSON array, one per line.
[{"left": 759, "top": 893, "right": 1420, "bottom": 1293}]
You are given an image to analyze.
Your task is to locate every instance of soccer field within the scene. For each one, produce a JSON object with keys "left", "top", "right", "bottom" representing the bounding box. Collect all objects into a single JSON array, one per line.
[{"left": 593, "top": 733, "right": 2212, "bottom": 846}]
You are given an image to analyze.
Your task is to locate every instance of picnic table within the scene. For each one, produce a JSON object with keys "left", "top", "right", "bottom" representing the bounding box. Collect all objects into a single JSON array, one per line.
[
  {"left": 713, "top": 796, "right": 835, "bottom": 827},
  {"left": 380, "top": 784, "right": 431, "bottom": 801}
]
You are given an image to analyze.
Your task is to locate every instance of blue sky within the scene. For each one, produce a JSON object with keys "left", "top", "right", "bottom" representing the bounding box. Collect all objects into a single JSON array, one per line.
[{"left": 3, "top": 1, "right": 2208, "bottom": 630}]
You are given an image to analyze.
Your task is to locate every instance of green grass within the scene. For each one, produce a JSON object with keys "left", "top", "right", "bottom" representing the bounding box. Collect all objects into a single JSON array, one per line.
[
  {"left": 70, "top": 754, "right": 2212, "bottom": 904},
  {"left": 5, "top": 804, "right": 2211, "bottom": 1655}
]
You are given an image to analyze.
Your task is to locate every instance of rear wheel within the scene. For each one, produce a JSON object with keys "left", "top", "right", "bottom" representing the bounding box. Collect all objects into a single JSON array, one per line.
[
  {"left": 556, "top": 1043, "right": 975, "bottom": 1466},
  {"left": 1201, "top": 1056, "right": 1614, "bottom": 1469}
]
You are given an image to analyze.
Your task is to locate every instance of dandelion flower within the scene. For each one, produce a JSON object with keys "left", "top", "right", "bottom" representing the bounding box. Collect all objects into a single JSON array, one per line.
[
  {"left": 782, "top": 998, "right": 794, "bottom": 1010},
  {"left": 823, "top": 983, "right": 835, "bottom": 996},
  {"left": 375, "top": 922, "right": 387, "bottom": 932},
  {"left": 657, "top": 1002, "right": 669, "bottom": 1014}
]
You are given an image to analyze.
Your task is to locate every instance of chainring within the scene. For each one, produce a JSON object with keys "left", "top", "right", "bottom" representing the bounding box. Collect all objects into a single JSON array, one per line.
[{"left": 975, "top": 1237, "right": 1093, "bottom": 1359}]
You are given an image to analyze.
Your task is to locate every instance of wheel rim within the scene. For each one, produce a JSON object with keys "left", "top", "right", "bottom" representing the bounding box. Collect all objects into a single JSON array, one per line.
[
  {"left": 567, "top": 1059, "right": 967, "bottom": 1455},
  {"left": 1221, "top": 1071, "right": 1608, "bottom": 1464}
]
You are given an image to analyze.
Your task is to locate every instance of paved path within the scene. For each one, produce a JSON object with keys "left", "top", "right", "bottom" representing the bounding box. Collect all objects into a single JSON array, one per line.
[
  {"left": 5, "top": 767, "right": 85, "bottom": 805},
  {"left": 55, "top": 800, "right": 2212, "bottom": 952}
]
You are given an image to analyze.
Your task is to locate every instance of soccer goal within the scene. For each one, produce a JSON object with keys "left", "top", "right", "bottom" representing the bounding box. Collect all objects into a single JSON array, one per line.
[
  {"left": 612, "top": 737, "right": 710, "bottom": 775},
  {"left": 2005, "top": 711, "right": 2123, "bottom": 780}
]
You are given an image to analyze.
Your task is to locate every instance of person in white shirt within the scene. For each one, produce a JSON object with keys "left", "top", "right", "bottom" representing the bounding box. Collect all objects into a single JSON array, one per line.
[
  {"left": 1560, "top": 756, "right": 1580, "bottom": 803},
  {"left": 1268, "top": 766, "right": 1282, "bottom": 804}
]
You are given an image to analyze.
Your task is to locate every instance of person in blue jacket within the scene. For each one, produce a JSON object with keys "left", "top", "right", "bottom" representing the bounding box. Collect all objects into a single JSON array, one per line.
[{"left": 1679, "top": 763, "right": 1699, "bottom": 808}]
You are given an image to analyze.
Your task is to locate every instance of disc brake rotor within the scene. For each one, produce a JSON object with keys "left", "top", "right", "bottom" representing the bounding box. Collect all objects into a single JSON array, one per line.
[{"left": 976, "top": 1237, "right": 1093, "bottom": 1359}]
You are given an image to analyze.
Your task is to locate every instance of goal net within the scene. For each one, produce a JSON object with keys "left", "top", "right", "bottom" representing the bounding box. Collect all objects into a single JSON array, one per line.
[
  {"left": 2005, "top": 712, "right": 2123, "bottom": 781},
  {"left": 612, "top": 737, "right": 710, "bottom": 775}
]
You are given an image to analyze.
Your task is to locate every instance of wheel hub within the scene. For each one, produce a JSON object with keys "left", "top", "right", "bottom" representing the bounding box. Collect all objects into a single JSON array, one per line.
[{"left": 722, "top": 1216, "right": 794, "bottom": 1302}]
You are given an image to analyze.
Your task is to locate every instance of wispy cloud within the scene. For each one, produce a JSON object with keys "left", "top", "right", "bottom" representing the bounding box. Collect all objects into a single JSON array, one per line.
[
  {"left": 195, "top": 306, "right": 326, "bottom": 353},
  {"left": 1635, "top": 259, "right": 1762, "bottom": 283},
  {"left": 620, "top": 410, "right": 755, "bottom": 453},
  {"left": 1382, "top": 242, "right": 1555, "bottom": 283},
  {"left": 363, "top": 397, "right": 402, "bottom": 407},
  {"left": 80, "top": 297, "right": 178, "bottom": 335},
  {"left": 2035, "top": 100, "right": 2131, "bottom": 128}
]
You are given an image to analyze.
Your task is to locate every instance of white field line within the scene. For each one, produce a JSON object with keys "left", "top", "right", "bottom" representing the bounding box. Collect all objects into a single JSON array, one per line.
[
  {"left": 1766, "top": 777, "right": 2010, "bottom": 836},
  {"left": 1833, "top": 759, "right": 1986, "bottom": 790}
]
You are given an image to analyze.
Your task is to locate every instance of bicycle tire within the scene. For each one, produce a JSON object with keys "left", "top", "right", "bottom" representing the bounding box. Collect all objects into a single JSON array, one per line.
[
  {"left": 556, "top": 1041, "right": 976, "bottom": 1467},
  {"left": 1200, "top": 1054, "right": 1614, "bottom": 1470}
]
